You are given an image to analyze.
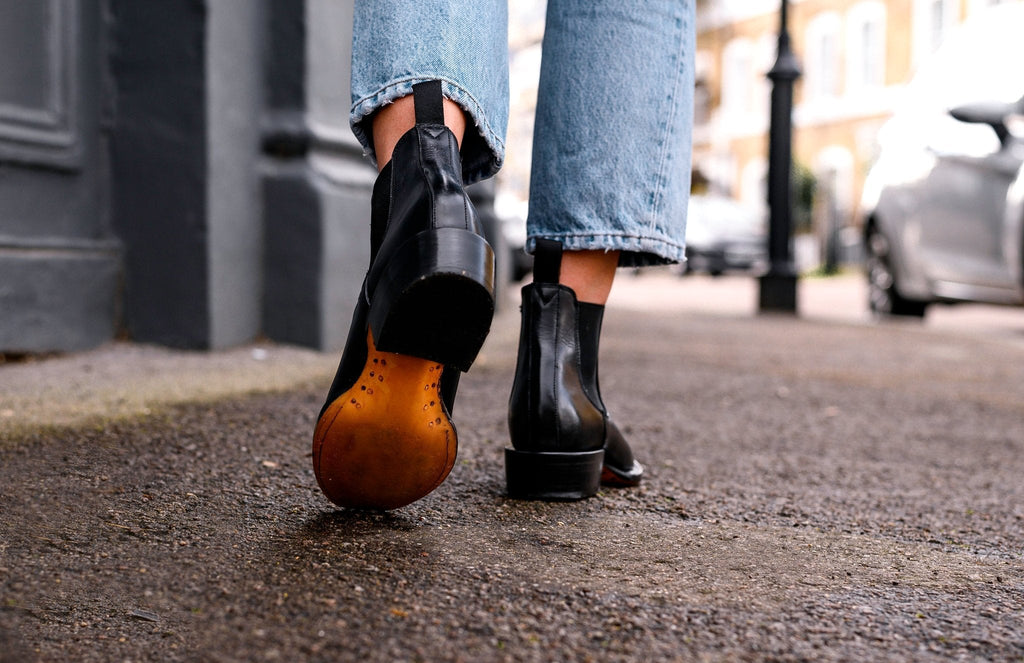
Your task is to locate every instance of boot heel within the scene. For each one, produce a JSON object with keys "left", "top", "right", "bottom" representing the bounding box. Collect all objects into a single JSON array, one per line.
[
  {"left": 504, "top": 448, "right": 604, "bottom": 501},
  {"left": 369, "top": 227, "right": 495, "bottom": 371}
]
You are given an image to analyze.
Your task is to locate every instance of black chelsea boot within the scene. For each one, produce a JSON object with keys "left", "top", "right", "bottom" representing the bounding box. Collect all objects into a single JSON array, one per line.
[
  {"left": 506, "top": 239, "right": 643, "bottom": 500},
  {"left": 313, "top": 80, "right": 494, "bottom": 510}
]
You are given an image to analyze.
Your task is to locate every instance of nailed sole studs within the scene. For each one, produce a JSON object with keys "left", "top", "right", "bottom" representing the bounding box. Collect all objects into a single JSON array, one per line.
[{"left": 312, "top": 330, "right": 457, "bottom": 510}]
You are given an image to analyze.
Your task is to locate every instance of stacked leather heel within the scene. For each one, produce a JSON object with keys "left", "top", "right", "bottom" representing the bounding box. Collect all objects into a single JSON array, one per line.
[{"left": 313, "top": 80, "right": 495, "bottom": 510}]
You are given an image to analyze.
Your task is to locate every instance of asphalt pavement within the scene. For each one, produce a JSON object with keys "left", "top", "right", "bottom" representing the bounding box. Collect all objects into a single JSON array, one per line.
[{"left": 2, "top": 272, "right": 1023, "bottom": 661}]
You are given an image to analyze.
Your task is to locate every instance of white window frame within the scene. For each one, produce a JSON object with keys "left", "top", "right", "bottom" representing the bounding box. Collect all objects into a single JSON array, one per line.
[
  {"left": 721, "top": 37, "right": 754, "bottom": 119},
  {"left": 814, "top": 146, "right": 855, "bottom": 221},
  {"left": 694, "top": 50, "right": 713, "bottom": 128},
  {"left": 804, "top": 12, "right": 843, "bottom": 102},
  {"left": 740, "top": 157, "right": 768, "bottom": 208},
  {"left": 969, "top": 0, "right": 1013, "bottom": 14},
  {"left": 913, "top": 0, "right": 959, "bottom": 65},
  {"left": 754, "top": 33, "right": 776, "bottom": 121},
  {"left": 846, "top": 2, "right": 887, "bottom": 94}
]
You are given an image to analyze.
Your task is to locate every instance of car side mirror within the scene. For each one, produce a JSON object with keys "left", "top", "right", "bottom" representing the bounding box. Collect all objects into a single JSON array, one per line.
[
  {"left": 1005, "top": 114, "right": 1024, "bottom": 141},
  {"left": 949, "top": 101, "right": 1014, "bottom": 146}
]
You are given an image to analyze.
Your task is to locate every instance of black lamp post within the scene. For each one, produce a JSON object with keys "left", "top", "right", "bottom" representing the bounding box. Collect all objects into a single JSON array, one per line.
[{"left": 759, "top": 0, "right": 801, "bottom": 313}]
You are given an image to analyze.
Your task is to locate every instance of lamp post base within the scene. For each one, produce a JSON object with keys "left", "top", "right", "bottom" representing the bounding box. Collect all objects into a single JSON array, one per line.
[{"left": 759, "top": 272, "right": 798, "bottom": 313}]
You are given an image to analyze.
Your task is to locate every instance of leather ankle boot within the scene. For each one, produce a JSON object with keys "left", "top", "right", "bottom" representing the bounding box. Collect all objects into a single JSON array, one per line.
[
  {"left": 313, "top": 80, "right": 494, "bottom": 510},
  {"left": 506, "top": 240, "right": 643, "bottom": 500}
]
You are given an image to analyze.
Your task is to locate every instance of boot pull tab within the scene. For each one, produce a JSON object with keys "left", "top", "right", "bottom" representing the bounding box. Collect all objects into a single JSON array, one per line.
[
  {"left": 533, "top": 238, "right": 563, "bottom": 284},
  {"left": 412, "top": 80, "right": 445, "bottom": 125}
]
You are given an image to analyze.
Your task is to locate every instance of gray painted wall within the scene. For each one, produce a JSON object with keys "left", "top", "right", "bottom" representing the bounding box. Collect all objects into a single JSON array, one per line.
[
  {"left": 0, "top": 0, "right": 120, "bottom": 352},
  {"left": 307, "top": 0, "right": 376, "bottom": 349},
  {"left": 108, "top": 0, "right": 370, "bottom": 351},
  {"left": 1, "top": 0, "right": 483, "bottom": 355},
  {"left": 208, "top": 0, "right": 265, "bottom": 348},
  {"left": 262, "top": 0, "right": 375, "bottom": 351},
  {"left": 109, "top": 0, "right": 211, "bottom": 348}
]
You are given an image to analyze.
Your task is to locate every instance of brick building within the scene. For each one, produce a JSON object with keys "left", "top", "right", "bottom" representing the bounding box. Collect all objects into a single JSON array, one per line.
[{"left": 694, "top": 0, "right": 1020, "bottom": 234}]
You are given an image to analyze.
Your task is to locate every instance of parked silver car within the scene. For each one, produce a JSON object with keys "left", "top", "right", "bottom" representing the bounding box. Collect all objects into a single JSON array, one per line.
[
  {"left": 860, "top": 5, "right": 1024, "bottom": 317},
  {"left": 683, "top": 194, "right": 767, "bottom": 276}
]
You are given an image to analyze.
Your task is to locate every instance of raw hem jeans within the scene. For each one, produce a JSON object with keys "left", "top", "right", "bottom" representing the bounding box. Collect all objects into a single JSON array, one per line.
[{"left": 351, "top": 0, "right": 695, "bottom": 266}]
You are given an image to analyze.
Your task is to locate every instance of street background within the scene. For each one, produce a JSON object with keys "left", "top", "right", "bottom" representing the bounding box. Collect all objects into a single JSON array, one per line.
[{"left": 3, "top": 2, "right": 1024, "bottom": 658}]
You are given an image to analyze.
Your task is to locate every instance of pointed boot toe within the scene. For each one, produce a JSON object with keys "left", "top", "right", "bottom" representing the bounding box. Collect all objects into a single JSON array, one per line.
[{"left": 600, "top": 420, "right": 644, "bottom": 487}]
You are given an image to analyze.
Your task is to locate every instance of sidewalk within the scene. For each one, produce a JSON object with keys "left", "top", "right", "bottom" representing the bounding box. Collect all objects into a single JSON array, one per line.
[
  {"left": 2, "top": 272, "right": 1023, "bottom": 661},
  {"left": 3, "top": 271, "right": 1021, "bottom": 438}
]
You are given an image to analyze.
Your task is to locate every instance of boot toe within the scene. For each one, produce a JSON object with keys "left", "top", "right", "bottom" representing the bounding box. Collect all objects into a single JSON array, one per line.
[{"left": 601, "top": 419, "right": 643, "bottom": 487}]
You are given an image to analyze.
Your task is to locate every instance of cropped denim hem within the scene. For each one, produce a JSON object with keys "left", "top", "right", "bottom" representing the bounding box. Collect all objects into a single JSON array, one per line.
[
  {"left": 350, "top": 78, "right": 505, "bottom": 185},
  {"left": 525, "top": 0, "right": 695, "bottom": 269},
  {"left": 351, "top": 0, "right": 694, "bottom": 263},
  {"left": 526, "top": 233, "right": 687, "bottom": 268}
]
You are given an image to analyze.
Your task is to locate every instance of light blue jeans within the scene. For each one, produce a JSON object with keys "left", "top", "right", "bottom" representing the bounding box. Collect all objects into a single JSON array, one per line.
[{"left": 351, "top": 1, "right": 694, "bottom": 266}]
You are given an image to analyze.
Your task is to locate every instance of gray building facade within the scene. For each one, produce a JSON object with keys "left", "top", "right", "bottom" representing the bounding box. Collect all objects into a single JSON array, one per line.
[{"left": 0, "top": 0, "right": 373, "bottom": 353}]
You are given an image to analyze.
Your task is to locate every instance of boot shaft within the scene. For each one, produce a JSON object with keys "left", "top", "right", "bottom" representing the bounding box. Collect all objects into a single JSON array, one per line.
[
  {"left": 508, "top": 240, "right": 606, "bottom": 453},
  {"left": 369, "top": 81, "right": 482, "bottom": 271},
  {"left": 322, "top": 80, "right": 487, "bottom": 419}
]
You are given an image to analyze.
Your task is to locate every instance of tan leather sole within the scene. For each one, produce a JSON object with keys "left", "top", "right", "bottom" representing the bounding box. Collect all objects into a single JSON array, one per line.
[{"left": 312, "top": 330, "right": 457, "bottom": 510}]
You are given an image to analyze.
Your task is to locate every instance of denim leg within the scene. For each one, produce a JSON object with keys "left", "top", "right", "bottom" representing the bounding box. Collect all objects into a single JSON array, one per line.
[
  {"left": 527, "top": 0, "right": 695, "bottom": 266},
  {"left": 350, "top": 0, "right": 509, "bottom": 184}
]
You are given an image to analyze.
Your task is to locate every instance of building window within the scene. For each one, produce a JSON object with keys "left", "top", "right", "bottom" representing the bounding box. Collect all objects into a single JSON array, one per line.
[
  {"left": 846, "top": 2, "right": 886, "bottom": 92},
  {"left": 805, "top": 13, "right": 842, "bottom": 101},
  {"left": 755, "top": 33, "right": 776, "bottom": 119},
  {"left": 814, "top": 146, "right": 855, "bottom": 231},
  {"left": 740, "top": 158, "right": 768, "bottom": 208},
  {"left": 970, "top": 0, "right": 1013, "bottom": 12},
  {"left": 694, "top": 50, "right": 712, "bottom": 126},
  {"left": 914, "top": 0, "right": 958, "bottom": 63},
  {"left": 722, "top": 38, "right": 753, "bottom": 117}
]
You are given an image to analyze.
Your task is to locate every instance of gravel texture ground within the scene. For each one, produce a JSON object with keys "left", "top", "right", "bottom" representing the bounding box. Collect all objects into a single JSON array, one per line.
[{"left": 2, "top": 276, "right": 1023, "bottom": 662}]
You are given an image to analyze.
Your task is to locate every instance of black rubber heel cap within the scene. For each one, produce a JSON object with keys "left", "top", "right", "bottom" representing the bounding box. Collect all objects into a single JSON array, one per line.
[{"left": 504, "top": 448, "right": 604, "bottom": 501}]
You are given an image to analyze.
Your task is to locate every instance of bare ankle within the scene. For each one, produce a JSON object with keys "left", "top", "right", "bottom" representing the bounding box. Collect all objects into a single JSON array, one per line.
[{"left": 558, "top": 250, "right": 620, "bottom": 305}]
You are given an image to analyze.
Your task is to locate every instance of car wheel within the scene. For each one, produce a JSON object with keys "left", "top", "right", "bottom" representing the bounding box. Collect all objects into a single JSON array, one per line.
[{"left": 865, "top": 227, "right": 928, "bottom": 318}]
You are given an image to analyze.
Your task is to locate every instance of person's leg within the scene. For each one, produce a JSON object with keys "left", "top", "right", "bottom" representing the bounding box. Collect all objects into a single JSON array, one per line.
[
  {"left": 349, "top": 0, "right": 509, "bottom": 183},
  {"left": 528, "top": 0, "right": 694, "bottom": 267},
  {"left": 313, "top": 1, "right": 509, "bottom": 510},
  {"left": 507, "top": 0, "right": 696, "bottom": 500},
  {"left": 559, "top": 250, "right": 620, "bottom": 305},
  {"left": 371, "top": 96, "right": 468, "bottom": 171}
]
